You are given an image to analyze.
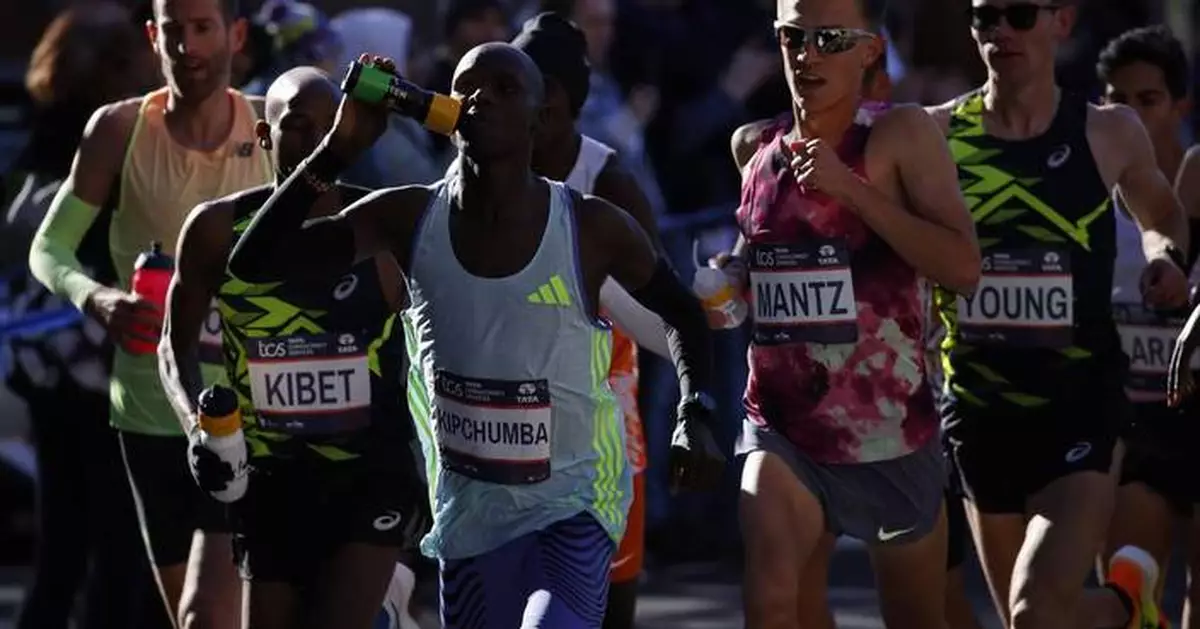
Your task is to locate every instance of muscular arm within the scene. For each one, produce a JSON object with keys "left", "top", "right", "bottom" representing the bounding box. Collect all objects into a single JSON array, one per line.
[
  {"left": 226, "top": 144, "right": 422, "bottom": 282},
  {"left": 586, "top": 197, "right": 714, "bottom": 402},
  {"left": 1175, "top": 147, "right": 1200, "bottom": 270},
  {"left": 159, "top": 202, "right": 230, "bottom": 434},
  {"left": 28, "top": 101, "right": 135, "bottom": 309},
  {"left": 1106, "top": 107, "right": 1189, "bottom": 262},
  {"left": 849, "top": 105, "right": 981, "bottom": 294}
]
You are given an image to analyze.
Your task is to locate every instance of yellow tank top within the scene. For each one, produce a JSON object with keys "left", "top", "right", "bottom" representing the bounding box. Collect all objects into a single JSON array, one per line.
[{"left": 109, "top": 87, "right": 272, "bottom": 435}]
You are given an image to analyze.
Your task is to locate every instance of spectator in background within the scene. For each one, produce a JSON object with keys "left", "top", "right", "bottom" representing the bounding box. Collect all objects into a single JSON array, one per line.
[
  {"left": 539, "top": 0, "right": 667, "bottom": 215},
  {"left": 4, "top": 4, "right": 165, "bottom": 629},
  {"left": 331, "top": 8, "right": 441, "bottom": 187},
  {"left": 610, "top": 0, "right": 787, "bottom": 217},
  {"left": 424, "top": 0, "right": 510, "bottom": 164},
  {"left": 884, "top": 0, "right": 985, "bottom": 105},
  {"left": 240, "top": 0, "right": 343, "bottom": 95}
]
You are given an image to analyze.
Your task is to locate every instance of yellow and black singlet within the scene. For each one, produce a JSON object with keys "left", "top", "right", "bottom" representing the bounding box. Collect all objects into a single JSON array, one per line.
[
  {"left": 936, "top": 91, "right": 1125, "bottom": 422},
  {"left": 218, "top": 184, "right": 410, "bottom": 462}
]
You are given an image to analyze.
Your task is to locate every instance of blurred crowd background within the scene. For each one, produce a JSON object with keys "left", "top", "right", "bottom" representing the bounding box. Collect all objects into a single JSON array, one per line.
[{"left": 0, "top": 0, "right": 1197, "bottom": 609}]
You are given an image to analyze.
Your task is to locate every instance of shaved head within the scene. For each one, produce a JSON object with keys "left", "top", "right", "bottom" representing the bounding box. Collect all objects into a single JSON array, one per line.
[
  {"left": 264, "top": 65, "right": 339, "bottom": 125},
  {"left": 454, "top": 42, "right": 546, "bottom": 109},
  {"left": 258, "top": 66, "right": 340, "bottom": 176}
]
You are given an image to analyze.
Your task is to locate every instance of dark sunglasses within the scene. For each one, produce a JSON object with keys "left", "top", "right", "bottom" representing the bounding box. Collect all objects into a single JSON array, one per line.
[
  {"left": 969, "top": 3, "right": 1060, "bottom": 32},
  {"left": 774, "top": 23, "right": 875, "bottom": 55}
]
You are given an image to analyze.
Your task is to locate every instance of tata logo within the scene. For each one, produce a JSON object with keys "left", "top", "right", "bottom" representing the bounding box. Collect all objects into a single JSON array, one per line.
[
  {"left": 257, "top": 340, "right": 288, "bottom": 358},
  {"left": 1044, "top": 252, "right": 1060, "bottom": 264},
  {"left": 518, "top": 382, "right": 537, "bottom": 395},
  {"left": 338, "top": 333, "right": 354, "bottom": 346},
  {"left": 819, "top": 245, "right": 836, "bottom": 257}
]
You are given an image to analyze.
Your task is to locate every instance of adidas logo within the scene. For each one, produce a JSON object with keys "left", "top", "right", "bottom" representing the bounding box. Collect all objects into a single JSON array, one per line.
[{"left": 527, "top": 275, "right": 572, "bottom": 307}]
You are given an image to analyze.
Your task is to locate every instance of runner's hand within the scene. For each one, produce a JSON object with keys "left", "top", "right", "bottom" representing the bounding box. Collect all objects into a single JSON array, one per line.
[
  {"left": 186, "top": 430, "right": 248, "bottom": 503},
  {"left": 1141, "top": 257, "right": 1188, "bottom": 311},
  {"left": 1168, "top": 306, "right": 1200, "bottom": 406},
  {"left": 785, "top": 138, "right": 863, "bottom": 203},
  {"left": 669, "top": 399, "right": 726, "bottom": 492},
  {"left": 83, "top": 286, "right": 162, "bottom": 351},
  {"left": 326, "top": 54, "right": 394, "bottom": 162}
]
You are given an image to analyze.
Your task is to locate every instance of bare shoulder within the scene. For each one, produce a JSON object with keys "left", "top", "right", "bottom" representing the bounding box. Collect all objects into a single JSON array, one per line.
[
  {"left": 82, "top": 97, "right": 142, "bottom": 154},
  {"left": 876, "top": 103, "right": 942, "bottom": 138},
  {"left": 1087, "top": 102, "right": 1146, "bottom": 143},
  {"left": 923, "top": 91, "right": 979, "bottom": 135},
  {"left": 731, "top": 118, "right": 775, "bottom": 173}
]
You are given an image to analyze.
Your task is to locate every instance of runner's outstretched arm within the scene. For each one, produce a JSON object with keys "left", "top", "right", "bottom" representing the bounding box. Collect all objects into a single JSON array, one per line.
[
  {"left": 159, "top": 201, "right": 230, "bottom": 434},
  {"left": 583, "top": 197, "right": 713, "bottom": 402},
  {"left": 1173, "top": 146, "right": 1200, "bottom": 270},
  {"left": 226, "top": 144, "right": 422, "bottom": 283},
  {"left": 1109, "top": 106, "right": 1190, "bottom": 262}
]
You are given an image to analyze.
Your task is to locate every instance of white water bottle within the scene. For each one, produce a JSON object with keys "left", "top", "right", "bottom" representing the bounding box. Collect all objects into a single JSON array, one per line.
[
  {"left": 195, "top": 385, "right": 249, "bottom": 503},
  {"left": 693, "top": 266, "right": 748, "bottom": 329}
]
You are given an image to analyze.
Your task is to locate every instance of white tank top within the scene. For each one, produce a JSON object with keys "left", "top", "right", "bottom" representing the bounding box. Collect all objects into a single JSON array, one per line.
[
  {"left": 402, "top": 180, "right": 630, "bottom": 560},
  {"left": 1111, "top": 194, "right": 1199, "bottom": 402},
  {"left": 565, "top": 135, "right": 614, "bottom": 193}
]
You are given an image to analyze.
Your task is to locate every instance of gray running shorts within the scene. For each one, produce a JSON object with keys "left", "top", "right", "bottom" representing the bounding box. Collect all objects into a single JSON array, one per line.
[{"left": 738, "top": 420, "right": 945, "bottom": 546}]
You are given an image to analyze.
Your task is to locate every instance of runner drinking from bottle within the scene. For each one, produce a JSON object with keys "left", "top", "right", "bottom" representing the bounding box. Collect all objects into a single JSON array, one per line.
[
  {"left": 720, "top": 0, "right": 982, "bottom": 627},
  {"left": 1099, "top": 25, "right": 1200, "bottom": 624},
  {"left": 225, "top": 45, "right": 725, "bottom": 629},
  {"left": 929, "top": 3, "right": 1190, "bottom": 628},
  {"left": 158, "top": 66, "right": 429, "bottom": 629},
  {"left": 27, "top": 0, "right": 270, "bottom": 625}
]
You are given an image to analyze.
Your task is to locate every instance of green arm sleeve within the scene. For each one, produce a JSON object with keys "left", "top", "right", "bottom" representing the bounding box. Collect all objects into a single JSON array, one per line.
[{"left": 28, "top": 187, "right": 104, "bottom": 311}]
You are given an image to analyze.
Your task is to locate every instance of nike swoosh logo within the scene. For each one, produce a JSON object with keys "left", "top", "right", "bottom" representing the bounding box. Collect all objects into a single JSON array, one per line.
[{"left": 877, "top": 526, "right": 916, "bottom": 542}]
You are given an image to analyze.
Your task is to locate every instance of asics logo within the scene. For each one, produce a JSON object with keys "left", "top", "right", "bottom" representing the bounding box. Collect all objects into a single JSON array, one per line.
[
  {"left": 373, "top": 510, "right": 403, "bottom": 531},
  {"left": 877, "top": 526, "right": 916, "bottom": 542},
  {"left": 333, "top": 274, "right": 359, "bottom": 301},
  {"left": 1047, "top": 145, "right": 1071, "bottom": 169},
  {"left": 1064, "top": 441, "right": 1093, "bottom": 464}
]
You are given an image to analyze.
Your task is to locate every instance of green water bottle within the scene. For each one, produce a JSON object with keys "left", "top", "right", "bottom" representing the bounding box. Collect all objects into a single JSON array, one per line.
[{"left": 340, "top": 61, "right": 461, "bottom": 136}]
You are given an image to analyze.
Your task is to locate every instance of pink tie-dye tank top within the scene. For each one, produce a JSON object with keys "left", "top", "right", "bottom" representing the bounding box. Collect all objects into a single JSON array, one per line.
[{"left": 735, "top": 105, "right": 937, "bottom": 464}]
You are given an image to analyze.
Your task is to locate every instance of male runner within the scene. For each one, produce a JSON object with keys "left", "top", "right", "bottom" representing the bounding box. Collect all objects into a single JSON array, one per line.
[
  {"left": 1100, "top": 24, "right": 1200, "bottom": 625},
  {"left": 226, "top": 45, "right": 724, "bottom": 629},
  {"left": 929, "top": 3, "right": 1190, "bottom": 629},
  {"left": 27, "top": 0, "right": 269, "bottom": 626},
  {"left": 508, "top": 13, "right": 666, "bottom": 628},
  {"left": 159, "top": 67, "right": 428, "bottom": 629},
  {"left": 718, "top": 1, "right": 980, "bottom": 627}
]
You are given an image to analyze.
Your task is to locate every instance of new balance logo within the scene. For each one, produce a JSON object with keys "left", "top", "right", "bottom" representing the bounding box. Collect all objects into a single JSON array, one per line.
[{"left": 527, "top": 275, "right": 573, "bottom": 307}]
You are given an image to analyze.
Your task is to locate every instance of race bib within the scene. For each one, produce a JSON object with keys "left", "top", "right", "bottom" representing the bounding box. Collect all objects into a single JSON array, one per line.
[
  {"left": 1114, "top": 303, "right": 1199, "bottom": 402},
  {"left": 246, "top": 332, "right": 372, "bottom": 435},
  {"left": 432, "top": 371, "right": 552, "bottom": 485},
  {"left": 749, "top": 241, "right": 858, "bottom": 345},
  {"left": 198, "top": 300, "right": 223, "bottom": 366},
  {"left": 957, "top": 248, "right": 1073, "bottom": 348}
]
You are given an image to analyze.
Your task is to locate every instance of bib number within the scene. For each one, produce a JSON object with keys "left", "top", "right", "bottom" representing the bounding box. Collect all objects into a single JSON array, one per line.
[
  {"left": 1114, "top": 304, "right": 1198, "bottom": 402},
  {"left": 432, "top": 371, "right": 552, "bottom": 485},
  {"left": 246, "top": 332, "right": 372, "bottom": 435},
  {"left": 749, "top": 241, "right": 858, "bottom": 345},
  {"left": 956, "top": 248, "right": 1073, "bottom": 348},
  {"left": 198, "top": 300, "right": 223, "bottom": 366}
]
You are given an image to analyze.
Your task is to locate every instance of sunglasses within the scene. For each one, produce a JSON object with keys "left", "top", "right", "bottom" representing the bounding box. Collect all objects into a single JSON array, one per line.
[
  {"left": 969, "top": 3, "right": 1060, "bottom": 32},
  {"left": 774, "top": 23, "right": 875, "bottom": 55}
]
